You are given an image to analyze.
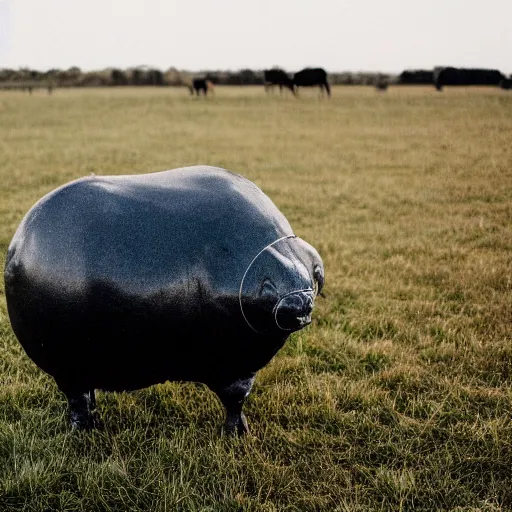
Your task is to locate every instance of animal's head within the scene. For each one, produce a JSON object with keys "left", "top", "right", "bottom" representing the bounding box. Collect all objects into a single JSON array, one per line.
[
  {"left": 287, "top": 82, "right": 297, "bottom": 95},
  {"left": 239, "top": 236, "right": 324, "bottom": 334}
]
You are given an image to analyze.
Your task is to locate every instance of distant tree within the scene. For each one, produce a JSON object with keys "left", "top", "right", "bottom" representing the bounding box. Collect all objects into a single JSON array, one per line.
[
  {"left": 0, "top": 69, "right": 15, "bottom": 81},
  {"left": 146, "top": 69, "right": 164, "bottom": 86},
  {"left": 165, "top": 67, "right": 183, "bottom": 86},
  {"left": 339, "top": 73, "right": 354, "bottom": 85},
  {"left": 66, "top": 67, "right": 82, "bottom": 85},
  {"left": 79, "top": 71, "right": 110, "bottom": 87},
  {"left": 16, "top": 68, "right": 33, "bottom": 82},
  {"left": 204, "top": 72, "right": 219, "bottom": 84},
  {"left": 111, "top": 69, "right": 128, "bottom": 86},
  {"left": 131, "top": 68, "right": 145, "bottom": 86},
  {"left": 45, "top": 69, "right": 60, "bottom": 78},
  {"left": 238, "top": 69, "right": 257, "bottom": 85}
]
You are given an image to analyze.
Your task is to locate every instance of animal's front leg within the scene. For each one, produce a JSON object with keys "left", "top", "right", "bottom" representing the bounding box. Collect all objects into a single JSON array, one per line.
[
  {"left": 64, "top": 389, "right": 96, "bottom": 430},
  {"left": 212, "top": 375, "right": 255, "bottom": 436}
]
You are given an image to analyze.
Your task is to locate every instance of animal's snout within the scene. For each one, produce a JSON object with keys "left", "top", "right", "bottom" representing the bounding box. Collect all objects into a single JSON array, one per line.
[{"left": 274, "top": 290, "right": 314, "bottom": 331}]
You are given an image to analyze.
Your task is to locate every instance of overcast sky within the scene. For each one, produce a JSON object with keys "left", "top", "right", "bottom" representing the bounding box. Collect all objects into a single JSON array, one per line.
[{"left": 0, "top": 0, "right": 511, "bottom": 74}]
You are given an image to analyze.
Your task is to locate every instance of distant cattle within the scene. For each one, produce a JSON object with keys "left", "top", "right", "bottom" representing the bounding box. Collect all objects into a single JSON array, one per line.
[
  {"left": 398, "top": 70, "right": 434, "bottom": 85},
  {"left": 293, "top": 68, "right": 330, "bottom": 97},
  {"left": 189, "top": 79, "right": 214, "bottom": 96},
  {"left": 499, "top": 77, "right": 511, "bottom": 90},
  {"left": 263, "top": 69, "right": 294, "bottom": 94},
  {"left": 433, "top": 67, "right": 506, "bottom": 91}
]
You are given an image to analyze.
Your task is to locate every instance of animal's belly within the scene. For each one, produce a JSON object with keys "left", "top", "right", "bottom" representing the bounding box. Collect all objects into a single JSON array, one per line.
[{"left": 36, "top": 319, "right": 228, "bottom": 390}]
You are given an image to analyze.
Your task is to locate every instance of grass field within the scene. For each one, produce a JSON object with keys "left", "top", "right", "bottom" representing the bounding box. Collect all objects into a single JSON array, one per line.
[{"left": 0, "top": 85, "right": 511, "bottom": 511}]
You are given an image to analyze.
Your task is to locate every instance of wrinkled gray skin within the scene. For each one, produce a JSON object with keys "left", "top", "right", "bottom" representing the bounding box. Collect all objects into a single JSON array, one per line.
[{"left": 5, "top": 166, "right": 324, "bottom": 435}]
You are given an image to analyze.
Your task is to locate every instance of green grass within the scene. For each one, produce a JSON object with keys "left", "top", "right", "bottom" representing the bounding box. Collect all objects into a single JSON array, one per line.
[{"left": 1, "top": 85, "right": 511, "bottom": 511}]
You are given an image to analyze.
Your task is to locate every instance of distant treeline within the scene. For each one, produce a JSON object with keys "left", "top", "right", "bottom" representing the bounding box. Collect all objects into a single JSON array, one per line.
[
  {"left": 0, "top": 66, "right": 395, "bottom": 88},
  {"left": 0, "top": 66, "right": 510, "bottom": 90}
]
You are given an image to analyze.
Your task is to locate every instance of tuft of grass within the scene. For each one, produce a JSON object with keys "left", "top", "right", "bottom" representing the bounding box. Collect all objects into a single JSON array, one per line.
[{"left": 1, "top": 85, "right": 511, "bottom": 511}]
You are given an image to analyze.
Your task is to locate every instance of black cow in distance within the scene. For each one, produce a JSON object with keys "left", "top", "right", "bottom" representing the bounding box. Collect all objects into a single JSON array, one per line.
[
  {"left": 293, "top": 68, "right": 330, "bottom": 97},
  {"left": 433, "top": 67, "right": 506, "bottom": 91},
  {"left": 189, "top": 79, "right": 214, "bottom": 96},
  {"left": 264, "top": 69, "right": 294, "bottom": 94}
]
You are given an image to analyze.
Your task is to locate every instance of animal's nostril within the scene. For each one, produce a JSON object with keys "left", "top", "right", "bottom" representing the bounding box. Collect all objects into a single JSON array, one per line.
[{"left": 275, "top": 291, "right": 315, "bottom": 331}]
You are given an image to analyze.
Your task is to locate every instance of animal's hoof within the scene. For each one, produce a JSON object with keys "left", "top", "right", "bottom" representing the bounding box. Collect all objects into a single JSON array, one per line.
[
  {"left": 70, "top": 414, "right": 96, "bottom": 431},
  {"left": 224, "top": 413, "right": 249, "bottom": 436}
]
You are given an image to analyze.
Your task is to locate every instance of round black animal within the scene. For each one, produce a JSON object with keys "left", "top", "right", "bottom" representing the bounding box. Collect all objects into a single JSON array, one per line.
[
  {"left": 4, "top": 166, "right": 324, "bottom": 434},
  {"left": 293, "top": 68, "right": 331, "bottom": 97}
]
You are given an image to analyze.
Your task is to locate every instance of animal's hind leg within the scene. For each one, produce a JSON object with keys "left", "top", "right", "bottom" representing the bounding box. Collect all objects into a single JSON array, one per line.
[
  {"left": 89, "top": 389, "right": 97, "bottom": 411},
  {"left": 211, "top": 375, "right": 255, "bottom": 436},
  {"left": 63, "top": 389, "right": 96, "bottom": 430}
]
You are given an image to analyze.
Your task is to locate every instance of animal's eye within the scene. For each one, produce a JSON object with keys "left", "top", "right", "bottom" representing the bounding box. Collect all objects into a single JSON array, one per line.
[{"left": 260, "top": 278, "right": 278, "bottom": 298}]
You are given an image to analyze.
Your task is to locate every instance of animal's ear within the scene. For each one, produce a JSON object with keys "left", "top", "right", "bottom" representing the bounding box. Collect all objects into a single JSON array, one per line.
[
  {"left": 313, "top": 265, "right": 325, "bottom": 297},
  {"left": 260, "top": 278, "right": 278, "bottom": 299}
]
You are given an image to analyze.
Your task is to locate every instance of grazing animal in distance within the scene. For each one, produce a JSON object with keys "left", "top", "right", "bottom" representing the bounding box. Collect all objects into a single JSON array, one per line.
[
  {"left": 293, "top": 68, "right": 331, "bottom": 97},
  {"left": 398, "top": 69, "right": 434, "bottom": 86},
  {"left": 500, "top": 78, "right": 511, "bottom": 90},
  {"left": 264, "top": 69, "right": 295, "bottom": 94},
  {"left": 433, "top": 67, "right": 506, "bottom": 91},
  {"left": 189, "top": 78, "right": 214, "bottom": 96},
  {"left": 4, "top": 166, "right": 324, "bottom": 435}
]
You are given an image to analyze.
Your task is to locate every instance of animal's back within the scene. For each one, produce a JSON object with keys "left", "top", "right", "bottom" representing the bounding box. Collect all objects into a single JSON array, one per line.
[
  {"left": 6, "top": 165, "right": 291, "bottom": 292},
  {"left": 293, "top": 68, "right": 328, "bottom": 85}
]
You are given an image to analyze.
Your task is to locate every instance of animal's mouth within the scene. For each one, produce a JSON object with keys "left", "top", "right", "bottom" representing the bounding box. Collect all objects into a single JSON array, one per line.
[
  {"left": 296, "top": 315, "right": 312, "bottom": 327},
  {"left": 274, "top": 289, "right": 314, "bottom": 332}
]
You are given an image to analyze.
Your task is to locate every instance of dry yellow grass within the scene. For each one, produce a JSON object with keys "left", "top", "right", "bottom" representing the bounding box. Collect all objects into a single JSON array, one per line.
[{"left": 0, "top": 85, "right": 511, "bottom": 511}]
